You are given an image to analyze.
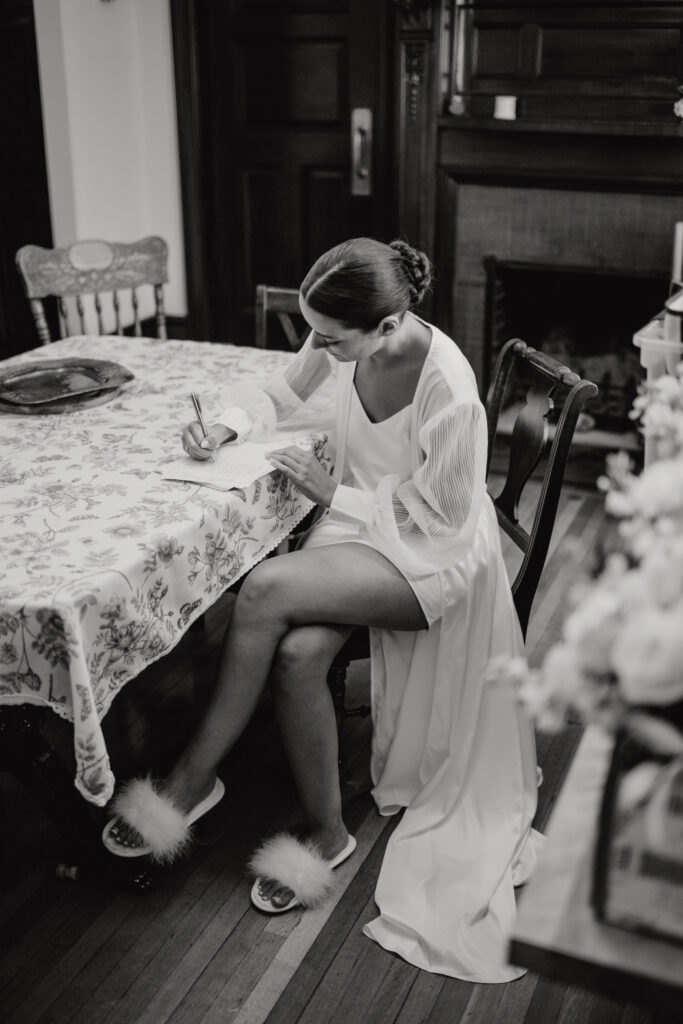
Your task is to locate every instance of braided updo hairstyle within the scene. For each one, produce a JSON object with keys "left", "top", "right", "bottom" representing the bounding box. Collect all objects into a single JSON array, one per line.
[{"left": 300, "top": 237, "right": 433, "bottom": 331}]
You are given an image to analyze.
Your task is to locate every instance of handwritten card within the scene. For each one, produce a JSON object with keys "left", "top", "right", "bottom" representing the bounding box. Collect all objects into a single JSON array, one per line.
[{"left": 161, "top": 431, "right": 315, "bottom": 491}]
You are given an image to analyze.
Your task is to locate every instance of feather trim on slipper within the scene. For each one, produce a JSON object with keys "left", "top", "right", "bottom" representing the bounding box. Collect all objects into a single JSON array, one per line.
[
  {"left": 248, "top": 833, "right": 335, "bottom": 908},
  {"left": 111, "top": 777, "right": 192, "bottom": 863}
]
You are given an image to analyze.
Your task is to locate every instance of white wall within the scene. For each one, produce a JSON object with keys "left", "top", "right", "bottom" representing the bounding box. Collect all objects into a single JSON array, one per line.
[{"left": 33, "top": 0, "right": 186, "bottom": 324}]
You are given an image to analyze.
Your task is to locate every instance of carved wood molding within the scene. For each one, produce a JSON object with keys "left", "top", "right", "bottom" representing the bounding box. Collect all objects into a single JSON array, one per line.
[
  {"left": 393, "top": 0, "right": 442, "bottom": 251},
  {"left": 393, "top": 0, "right": 435, "bottom": 23},
  {"left": 404, "top": 40, "right": 426, "bottom": 124}
]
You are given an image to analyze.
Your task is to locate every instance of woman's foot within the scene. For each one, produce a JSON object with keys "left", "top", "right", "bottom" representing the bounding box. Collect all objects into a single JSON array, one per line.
[
  {"left": 105, "top": 769, "right": 218, "bottom": 851},
  {"left": 255, "top": 824, "right": 350, "bottom": 910}
]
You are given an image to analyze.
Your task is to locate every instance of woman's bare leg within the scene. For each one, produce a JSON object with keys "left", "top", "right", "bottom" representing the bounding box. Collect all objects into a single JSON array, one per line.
[
  {"left": 271, "top": 623, "right": 351, "bottom": 836},
  {"left": 161, "top": 543, "right": 426, "bottom": 806},
  {"left": 258, "top": 622, "right": 353, "bottom": 907},
  {"left": 110, "top": 543, "right": 426, "bottom": 846}
]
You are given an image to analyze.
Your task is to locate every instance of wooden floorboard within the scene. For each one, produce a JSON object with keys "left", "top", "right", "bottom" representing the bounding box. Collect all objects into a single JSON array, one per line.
[
  {"left": 393, "top": 969, "right": 445, "bottom": 1023},
  {"left": 0, "top": 478, "right": 667, "bottom": 1024}
]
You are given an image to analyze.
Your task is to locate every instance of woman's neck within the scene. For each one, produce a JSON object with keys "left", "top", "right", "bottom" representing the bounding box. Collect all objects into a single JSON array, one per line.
[{"left": 366, "top": 312, "right": 431, "bottom": 369}]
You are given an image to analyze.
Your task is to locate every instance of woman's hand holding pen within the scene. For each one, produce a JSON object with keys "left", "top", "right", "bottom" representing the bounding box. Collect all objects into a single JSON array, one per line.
[
  {"left": 181, "top": 421, "right": 237, "bottom": 460},
  {"left": 267, "top": 445, "right": 337, "bottom": 507},
  {"left": 182, "top": 393, "right": 237, "bottom": 460}
]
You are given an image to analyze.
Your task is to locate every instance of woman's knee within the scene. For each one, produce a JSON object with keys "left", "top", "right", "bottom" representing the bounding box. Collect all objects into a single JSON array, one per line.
[
  {"left": 237, "top": 558, "right": 289, "bottom": 620},
  {"left": 270, "top": 627, "right": 335, "bottom": 694}
]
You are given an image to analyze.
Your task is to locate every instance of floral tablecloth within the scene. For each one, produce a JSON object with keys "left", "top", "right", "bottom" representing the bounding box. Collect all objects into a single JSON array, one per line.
[{"left": 0, "top": 336, "right": 330, "bottom": 805}]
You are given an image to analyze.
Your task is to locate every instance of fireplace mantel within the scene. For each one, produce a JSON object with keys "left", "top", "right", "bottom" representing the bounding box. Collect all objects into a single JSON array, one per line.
[
  {"left": 438, "top": 119, "right": 683, "bottom": 194},
  {"left": 434, "top": 119, "right": 683, "bottom": 390}
]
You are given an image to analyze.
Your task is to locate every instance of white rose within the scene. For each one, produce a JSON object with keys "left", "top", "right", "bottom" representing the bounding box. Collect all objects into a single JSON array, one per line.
[
  {"left": 518, "top": 644, "right": 583, "bottom": 730},
  {"left": 640, "top": 537, "right": 683, "bottom": 606},
  {"left": 611, "top": 604, "right": 683, "bottom": 706},
  {"left": 629, "top": 460, "right": 683, "bottom": 519},
  {"left": 641, "top": 403, "right": 678, "bottom": 437},
  {"left": 617, "top": 567, "right": 659, "bottom": 613},
  {"left": 563, "top": 587, "right": 622, "bottom": 674},
  {"left": 547, "top": 641, "right": 584, "bottom": 688},
  {"left": 623, "top": 520, "right": 657, "bottom": 560},
  {"left": 651, "top": 374, "right": 683, "bottom": 402},
  {"left": 604, "top": 490, "right": 634, "bottom": 518}
]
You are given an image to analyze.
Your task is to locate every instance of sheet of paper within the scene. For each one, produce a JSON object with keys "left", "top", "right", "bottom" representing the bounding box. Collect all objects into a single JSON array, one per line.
[{"left": 161, "top": 431, "right": 315, "bottom": 491}]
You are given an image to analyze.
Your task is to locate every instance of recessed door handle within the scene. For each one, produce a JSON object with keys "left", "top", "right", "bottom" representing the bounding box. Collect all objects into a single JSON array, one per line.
[{"left": 351, "top": 108, "right": 372, "bottom": 196}]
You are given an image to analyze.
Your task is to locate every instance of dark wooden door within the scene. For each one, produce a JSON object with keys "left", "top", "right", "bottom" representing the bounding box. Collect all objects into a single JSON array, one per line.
[
  {"left": 182, "top": 0, "right": 391, "bottom": 345},
  {"left": 0, "top": 0, "right": 53, "bottom": 359}
]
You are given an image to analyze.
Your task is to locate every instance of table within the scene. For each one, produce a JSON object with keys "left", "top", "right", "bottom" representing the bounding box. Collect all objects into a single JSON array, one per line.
[
  {"left": 0, "top": 336, "right": 330, "bottom": 818},
  {"left": 509, "top": 726, "right": 683, "bottom": 1013}
]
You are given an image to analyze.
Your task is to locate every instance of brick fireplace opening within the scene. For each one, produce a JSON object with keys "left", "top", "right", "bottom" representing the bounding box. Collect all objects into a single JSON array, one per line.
[
  {"left": 437, "top": 178, "right": 683, "bottom": 459},
  {"left": 483, "top": 257, "right": 668, "bottom": 445}
]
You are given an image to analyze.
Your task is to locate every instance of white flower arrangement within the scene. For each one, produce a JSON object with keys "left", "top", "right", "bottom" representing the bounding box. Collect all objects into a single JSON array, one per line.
[
  {"left": 629, "top": 361, "right": 683, "bottom": 460},
  {"left": 495, "top": 360, "right": 683, "bottom": 767},
  {"left": 674, "top": 85, "right": 683, "bottom": 120}
]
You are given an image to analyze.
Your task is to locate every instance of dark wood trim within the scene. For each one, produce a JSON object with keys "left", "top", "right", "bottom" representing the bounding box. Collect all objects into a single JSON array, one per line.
[
  {"left": 433, "top": 169, "right": 458, "bottom": 330},
  {"left": 169, "top": 0, "right": 212, "bottom": 341},
  {"left": 508, "top": 937, "right": 683, "bottom": 1015},
  {"left": 0, "top": 0, "right": 54, "bottom": 359},
  {"left": 438, "top": 114, "right": 683, "bottom": 139},
  {"left": 394, "top": 7, "right": 440, "bottom": 264},
  {"left": 439, "top": 125, "right": 683, "bottom": 195}
]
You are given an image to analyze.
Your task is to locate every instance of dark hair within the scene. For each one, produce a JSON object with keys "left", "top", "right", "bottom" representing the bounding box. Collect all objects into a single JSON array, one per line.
[{"left": 300, "top": 237, "right": 432, "bottom": 331}]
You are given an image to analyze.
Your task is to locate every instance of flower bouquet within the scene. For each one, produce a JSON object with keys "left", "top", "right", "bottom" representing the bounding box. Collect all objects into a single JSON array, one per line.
[{"left": 504, "top": 360, "right": 683, "bottom": 942}]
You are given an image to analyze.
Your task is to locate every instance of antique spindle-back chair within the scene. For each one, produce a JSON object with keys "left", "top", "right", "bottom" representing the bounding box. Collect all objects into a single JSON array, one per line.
[{"left": 16, "top": 237, "right": 168, "bottom": 344}]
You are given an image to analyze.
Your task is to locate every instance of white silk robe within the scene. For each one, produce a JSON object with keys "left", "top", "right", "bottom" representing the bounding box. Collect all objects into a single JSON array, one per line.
[{"left": 219, "top": 322, "right": 543, "bottom": 981}]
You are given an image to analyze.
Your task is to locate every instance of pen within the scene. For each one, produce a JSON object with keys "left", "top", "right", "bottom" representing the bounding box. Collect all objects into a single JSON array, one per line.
[{"left": 190, "top": 392, "right": 208, "bottom": 439}]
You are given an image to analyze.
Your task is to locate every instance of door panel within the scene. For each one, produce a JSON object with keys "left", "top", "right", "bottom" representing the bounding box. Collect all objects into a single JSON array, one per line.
[
  {"left": 243, "top": 40, "right": 347, "bottom": 124},
  {"left": 201, "top": 0, "right": 389, "bottom": 344},
  {"left": 304, "top": 168, "right": 350, "bottom": 260},
  {"left": 0, "top": 0, "right": 53, "bottom": 358}
]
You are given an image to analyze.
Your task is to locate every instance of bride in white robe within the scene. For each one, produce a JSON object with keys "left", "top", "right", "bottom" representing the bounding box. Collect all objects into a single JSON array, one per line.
[{"left": 218, "top": 313, "right": 542, "bottom": 982}]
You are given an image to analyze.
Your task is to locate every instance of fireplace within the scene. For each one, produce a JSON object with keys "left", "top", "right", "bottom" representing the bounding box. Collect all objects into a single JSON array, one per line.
[
  {"left": 483, "top": 257, "right": 668, "bottom": 437},
  {"left": 434, "top": 168, "right": 683, "bottom": 459}
]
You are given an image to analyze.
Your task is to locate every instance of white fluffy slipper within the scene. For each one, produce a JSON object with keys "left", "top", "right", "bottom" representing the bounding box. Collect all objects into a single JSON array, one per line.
[
  {"left": 101, "top": 776, "right": 225, "bottom": 863},
  {"left": 249, "top": 832, "right": 357, "bottom": 914}
]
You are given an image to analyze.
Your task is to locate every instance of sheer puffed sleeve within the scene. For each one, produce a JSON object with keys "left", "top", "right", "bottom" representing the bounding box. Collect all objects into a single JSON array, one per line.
[
  {"left": 330, "top": 399, "right": 488, "bottom": 572},
  {"left": 217, "top": 333, "right": 334, "bottom": 440}
]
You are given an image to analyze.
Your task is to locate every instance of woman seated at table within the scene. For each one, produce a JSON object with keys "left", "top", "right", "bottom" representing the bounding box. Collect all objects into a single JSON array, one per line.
[{"left": 102, "top": 237, "right": 542, "bottom": 983}]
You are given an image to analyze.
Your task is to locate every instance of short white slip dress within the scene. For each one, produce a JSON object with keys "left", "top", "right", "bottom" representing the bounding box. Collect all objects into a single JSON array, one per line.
[{"left": 302, "top": 383, "right": 443, "bottom": 626}]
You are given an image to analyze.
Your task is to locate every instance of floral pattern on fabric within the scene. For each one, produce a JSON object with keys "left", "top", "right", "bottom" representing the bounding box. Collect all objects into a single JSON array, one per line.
[{"left": 0, "top": 336, "right": 331, "bottom": 805}]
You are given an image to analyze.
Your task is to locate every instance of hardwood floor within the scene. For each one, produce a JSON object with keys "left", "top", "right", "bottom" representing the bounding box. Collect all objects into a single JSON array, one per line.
[{"left": 0, "top": 478, "right": 671, "bottom": 1024}]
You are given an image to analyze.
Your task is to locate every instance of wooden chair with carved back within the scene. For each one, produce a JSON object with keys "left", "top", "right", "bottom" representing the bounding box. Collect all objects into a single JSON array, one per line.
[
  {"left": 326, "top": 336, "right": 599, "bottom": 746},
  {"left": 485, "top": 337, "right": 599, "bottom": 635},
  {"left": 16, "top": 236, "right": 168, "bottom": 344},
  {"left": 255, "top": 284, "right": 308, "bottom": 351}
]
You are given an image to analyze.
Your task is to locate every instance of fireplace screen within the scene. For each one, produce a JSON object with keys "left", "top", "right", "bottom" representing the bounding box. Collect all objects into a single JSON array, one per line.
[{"left": 484, "top": 258, "right": 667, "bottom": 434}]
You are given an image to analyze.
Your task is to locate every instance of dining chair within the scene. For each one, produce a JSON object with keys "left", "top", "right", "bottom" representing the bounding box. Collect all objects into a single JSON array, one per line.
[
  {"left": 15, "top": 236, "right": 168, "bottom": 344},
  {"left": 255, "top": 284, "right": 308, "bottom": 350},
  {"left": 326, "top": 337, "right": 599, "bottom": 740}
]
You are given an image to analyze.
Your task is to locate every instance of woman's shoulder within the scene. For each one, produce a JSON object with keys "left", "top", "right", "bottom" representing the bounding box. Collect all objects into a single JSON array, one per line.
[{"left": 418, "top": 321, "right": 481, "bottom": 409}]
